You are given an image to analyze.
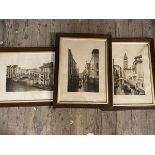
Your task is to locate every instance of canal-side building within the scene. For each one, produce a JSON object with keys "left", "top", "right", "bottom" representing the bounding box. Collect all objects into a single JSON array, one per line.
[
  {"left": 39, "top": 62, "right": 54, "bottom": 89},
  {"left": 123, "top": 53, "right": 144, "bottom": 90},
  {"left": 89, "top": 49, "right": 99, "bottom": 81},
  {"left": 7, "top": 65, "right": 18, "bottom": 79},
  {"left": 133, "top": 55, "right": 144, "bottom": 90},
  {"left": 81, "top": 49, "right": 99, "bottom": 91},
  {"left": 113, "top": 63, "right": 124, "bottom": 94},
  {"left": 16, "top": 67, "right": 22, "bottom": 78},
  {"left": 25, "top": 63, "right": 54, "bottom": 89},
  {"left": 81, "top": 62, "right": 90, "bottom": 83},
  {"left": 114, "top": 65, "right": 123, "bottom": 78},
  {"left": 29, "top": 68, "right": 40, "bottom": 84},
  {"left": 68, "top": 49, "right": 79, "bottom": 91},
  {"left": 113, "top": 64, "right": 120, "bottom": 95}
]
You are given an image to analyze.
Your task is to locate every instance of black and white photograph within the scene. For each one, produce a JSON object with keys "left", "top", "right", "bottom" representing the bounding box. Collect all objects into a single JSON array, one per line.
[
  {"left": 113, "top": 51, "right": 145, "bottom": 95},
  {"left": 113, "top": 41, "right": 154, "bottom": 105},
  {"left": 68, "top": 48, "right": 99, "bottom": 92},
  {"left": 55, "top": 34, "right": 111, "bottom": 107},
  {"left": 0, "top": 50, "right": 54, "bottom": 103},
  {"left": 6, "top": 61, "right": 54, "bottom": 92}
]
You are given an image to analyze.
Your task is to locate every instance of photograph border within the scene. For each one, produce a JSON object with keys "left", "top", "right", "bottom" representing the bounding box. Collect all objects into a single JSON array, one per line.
[
  {"left": 0, "top": 47, "right": 54, "bottom": 107},
  {"left": 111, "top": 38, "right": 155, "bottom": 110},
  {"left": 53, "top": 33, "right": 112, "bottom": 108}
]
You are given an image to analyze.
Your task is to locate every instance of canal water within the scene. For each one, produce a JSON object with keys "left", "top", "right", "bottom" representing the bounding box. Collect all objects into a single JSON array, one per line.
[
  {"left": 6, "top": 79, "right": 44, "bottom": 92},
  {"left": 77, "top": 81, "right": 99, "bottom": 92}
]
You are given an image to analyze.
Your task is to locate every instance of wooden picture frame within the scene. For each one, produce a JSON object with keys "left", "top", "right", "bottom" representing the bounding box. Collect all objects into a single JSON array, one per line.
[
  {"left": 54, "top": 33, "right": 112, "bottom": 108},
  {"left": 112, "top": 38, "right": 155, "bottom": 110},
  {"left": 0, "top": 47, "right": 54, "bottom": 107}
]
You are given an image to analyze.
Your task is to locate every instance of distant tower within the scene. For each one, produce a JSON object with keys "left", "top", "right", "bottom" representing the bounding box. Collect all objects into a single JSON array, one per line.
[{"left": 123, "top": 53, "right": 128, "bottom": 69}]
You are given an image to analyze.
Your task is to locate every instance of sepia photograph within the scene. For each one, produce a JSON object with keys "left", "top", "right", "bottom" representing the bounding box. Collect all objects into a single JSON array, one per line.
[
  {"left": 54, "top": 33, "right": 112, "bottom": 108},
  {"left": 113, "top": 39, "right": 155, "bottom": 105},
  {"left": 0, "top": 48, "right": 54, "bottom": 105},
  {"left": 6, "top": 61, "right": 54, "bottom": 92},
  {"left": 113, "top": 50, "right": 145, "bottom": 96},
  {"left": 68, "top": 48, "right": 99, "bottom": 92}
]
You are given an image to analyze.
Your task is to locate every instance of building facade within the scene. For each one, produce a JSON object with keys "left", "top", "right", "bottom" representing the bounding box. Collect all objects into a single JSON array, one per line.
[
  {"left": 82, "top": 62, "right": 90, "bottom": 83},
  {"left": 89, "top": 49, "right": 99, "bottom": 79},
  {"left": 68, "top": 49, "right": 79, "bottom": 91},
  {"left": 7, "top": 65, "right": 18, "bottom": 79},
  {"left": 39, "top": 62, "right": 54, "bottom": 89},
  {"left": 89, "top": 49, "right": 99, "bottom": 91},
  {"left": 81, "top": 49, "right": 99, "bottom": 92},
  {"left": 133, "top": 55, "right": 144, "bottom": 90}
]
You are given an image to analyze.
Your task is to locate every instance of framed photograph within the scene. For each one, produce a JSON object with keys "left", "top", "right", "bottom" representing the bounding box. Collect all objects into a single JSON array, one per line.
[
  {"left": 0, "top": 47, "right": 54, "bottom": 107},
  {"left": 112, "top": 38, "right": 155, "bottom": 109},
  {"left": 54, "top": 33, "right": 112, "bottom": 108}
]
